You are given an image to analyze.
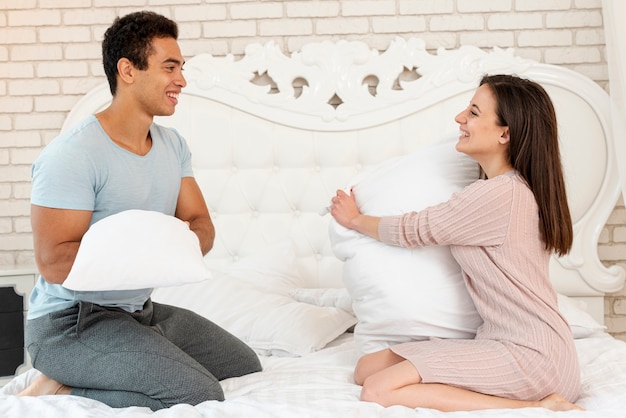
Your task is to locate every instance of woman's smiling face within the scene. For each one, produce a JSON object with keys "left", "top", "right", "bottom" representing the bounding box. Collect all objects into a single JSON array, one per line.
[{"left": 454, "top": 84, "right": 510, "bottom": 171}]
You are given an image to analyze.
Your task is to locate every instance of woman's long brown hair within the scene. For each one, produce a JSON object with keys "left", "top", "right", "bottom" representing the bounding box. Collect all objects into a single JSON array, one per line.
[{"left": 480, "top": 74, "right": 573, "bottom": 256}]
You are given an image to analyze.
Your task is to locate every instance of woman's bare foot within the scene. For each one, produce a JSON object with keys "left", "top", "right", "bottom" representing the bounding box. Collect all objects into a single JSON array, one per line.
[
  {"left": 16, "top": 373, "right": 71, "bottom": 397},
  {"left": 539, "top": 394, "right": 584, "bottom": 411}
]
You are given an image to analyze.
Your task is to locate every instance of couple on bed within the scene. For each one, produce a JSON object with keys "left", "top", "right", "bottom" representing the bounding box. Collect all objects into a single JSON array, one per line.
[{"left": 18, "top": 10, "right": 582, "bottom": 413}]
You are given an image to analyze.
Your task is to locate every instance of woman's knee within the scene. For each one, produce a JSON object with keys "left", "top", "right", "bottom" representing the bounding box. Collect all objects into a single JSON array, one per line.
[
  {"left": 354, "top": 349, "right": 400, "bottom": 386},
  {"left": 354, "top": 356, "right": 369, "bottom": 385},
  {"left": 360, "top": 376, "right": 392, "bottom": 407}
]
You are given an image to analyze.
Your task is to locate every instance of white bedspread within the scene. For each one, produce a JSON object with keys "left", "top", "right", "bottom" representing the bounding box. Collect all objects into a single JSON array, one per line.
[{"left": 2, "top": 332, "right": 625, "bottom": 418}]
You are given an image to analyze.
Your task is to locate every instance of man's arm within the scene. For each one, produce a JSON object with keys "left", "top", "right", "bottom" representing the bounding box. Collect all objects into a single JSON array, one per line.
[
  {"left": 175, "top": 177, "right": 215, "bottom": 255},
  {"left": 31, "top": 204, "right": 93, "bottom": 284}
]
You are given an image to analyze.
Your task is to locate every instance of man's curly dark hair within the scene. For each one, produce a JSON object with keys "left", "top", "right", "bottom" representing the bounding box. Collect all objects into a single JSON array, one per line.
[{"left": 102, "top": 11, "right": 178, "bottom": 95}]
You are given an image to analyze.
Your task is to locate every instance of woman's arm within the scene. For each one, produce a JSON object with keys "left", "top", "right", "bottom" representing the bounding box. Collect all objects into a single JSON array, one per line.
[{"left": 332, "top": 176, "right": 515, "bottom": 249}]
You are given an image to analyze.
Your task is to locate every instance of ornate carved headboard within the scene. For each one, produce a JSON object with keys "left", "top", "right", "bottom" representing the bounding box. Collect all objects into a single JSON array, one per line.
[{"left": 62, "top": 38, "right": 625, "bottom": 323}]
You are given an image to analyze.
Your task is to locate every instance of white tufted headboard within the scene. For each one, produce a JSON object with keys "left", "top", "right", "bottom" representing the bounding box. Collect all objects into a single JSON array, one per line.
[{"left": 62, "top": 38, "right": 624, "bottom": 323}]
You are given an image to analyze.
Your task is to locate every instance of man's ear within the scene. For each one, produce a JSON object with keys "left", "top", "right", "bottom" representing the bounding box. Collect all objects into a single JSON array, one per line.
[
  {"left": 498, "top": 127, "right": 510, "bottom": 145},
  {"left": 117, "top": 58, "right": 135, "bottom": 85}
]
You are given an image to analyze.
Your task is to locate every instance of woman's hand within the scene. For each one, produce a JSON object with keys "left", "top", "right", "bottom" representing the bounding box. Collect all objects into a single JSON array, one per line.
[
  {"left": 330, "top": 189, "right": 381, "bottom": 240},
  {"left": 330, "top": 189, "right": 361, "bottom": 230}
]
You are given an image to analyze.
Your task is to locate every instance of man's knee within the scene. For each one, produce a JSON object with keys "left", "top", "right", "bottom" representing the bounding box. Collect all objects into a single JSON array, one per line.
[
  {"left": 191, "top": 378, "right": 225, "bottom": 404},
  {"left": 240, "top": 352, "right": 262, "bottom": 376},
  {"left": 226, "top": 342, "right": 262, "bottom": 378},
  {"left": 166, "top": 375, "right": 225, "bottom": 408}
]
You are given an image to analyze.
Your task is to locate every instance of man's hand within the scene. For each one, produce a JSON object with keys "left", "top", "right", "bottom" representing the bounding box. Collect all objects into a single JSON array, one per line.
[{"left": 175, "top": 177, "right": 215, "bottom": 255}]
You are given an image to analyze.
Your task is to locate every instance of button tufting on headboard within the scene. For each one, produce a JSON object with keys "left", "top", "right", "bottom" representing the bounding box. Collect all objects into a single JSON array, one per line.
[{"left": 62, "top": 38, "right": 624, "bottom": 320}]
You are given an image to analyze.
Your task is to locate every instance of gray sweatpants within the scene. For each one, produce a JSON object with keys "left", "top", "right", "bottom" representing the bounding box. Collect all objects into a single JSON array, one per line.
[{"left": 25, "top": 299, "right": 262, "bottom": 410}]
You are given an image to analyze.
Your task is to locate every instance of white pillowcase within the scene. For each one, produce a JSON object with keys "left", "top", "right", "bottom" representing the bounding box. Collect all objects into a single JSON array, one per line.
[
  {"left": 289, "top": 287, "right": 354, "bottom": 314},
  {"left": 63, "top": 210, "right": 212, "bottom": 291},
  {"left": 557, "top": 294, "right": 606, "bottom": 338},
  {"left": 291, "top": 287, "right": 606, "bottom": 340},
  {"left": 329, "top": 136, "right": 483, "bottom": 354},
  {"left": 152, "top": 241, "right": 356, "bottom": 357}
]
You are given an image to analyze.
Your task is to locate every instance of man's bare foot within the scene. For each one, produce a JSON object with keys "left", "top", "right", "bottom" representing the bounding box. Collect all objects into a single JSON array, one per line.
[
  {"left": 539, "top": 394, "right": 584, "bottom": 411},
  {"left": 16, "top": 374, "right": 71, "bottom": 397}
]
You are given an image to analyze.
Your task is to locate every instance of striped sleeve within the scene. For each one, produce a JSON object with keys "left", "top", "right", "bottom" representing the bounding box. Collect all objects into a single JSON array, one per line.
[{"left": 378, "top": 176, "right": 516, "bottom": 248}]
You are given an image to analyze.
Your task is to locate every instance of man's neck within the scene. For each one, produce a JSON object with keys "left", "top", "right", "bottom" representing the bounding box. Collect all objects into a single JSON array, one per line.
[{"left": 95, "top": 105, "right": 153, "bottom": 155}]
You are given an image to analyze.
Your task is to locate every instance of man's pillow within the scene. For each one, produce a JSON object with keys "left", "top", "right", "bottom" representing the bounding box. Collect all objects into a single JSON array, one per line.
[
  {"left": 152, "top": 241, "right": 357, "bottom": 357},
  {"left": 329, "top": 136, "right": 483, "bottom": 354},
  {"left": 63, "top": 210, "right": 211, "bottom": 291}
]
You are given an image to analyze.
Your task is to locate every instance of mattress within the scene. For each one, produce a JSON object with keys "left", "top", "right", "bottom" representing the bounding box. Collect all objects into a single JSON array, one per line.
[{"left": 2, "top": 332, "right": 626, "bottom": 417}]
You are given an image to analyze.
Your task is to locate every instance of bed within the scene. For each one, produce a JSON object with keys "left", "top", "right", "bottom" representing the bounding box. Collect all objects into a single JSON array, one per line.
[{"left": 2, "top": 37, "right": 626, "bottom": 417}]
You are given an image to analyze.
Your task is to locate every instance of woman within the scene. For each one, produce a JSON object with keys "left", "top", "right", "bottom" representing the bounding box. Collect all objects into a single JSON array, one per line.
[{"left": 330, "top": 74, "right": 583, "bottom": 412}]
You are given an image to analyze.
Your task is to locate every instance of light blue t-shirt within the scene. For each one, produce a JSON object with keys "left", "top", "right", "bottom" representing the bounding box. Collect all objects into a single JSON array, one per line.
[{"left": 28, "top": 115, "right": 195, "bottom": 319}]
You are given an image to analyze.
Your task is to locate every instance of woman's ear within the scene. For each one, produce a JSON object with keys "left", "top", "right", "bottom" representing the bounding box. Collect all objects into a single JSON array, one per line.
[{"left": 498, "top": 127, "right": 510, "bottom": 145}]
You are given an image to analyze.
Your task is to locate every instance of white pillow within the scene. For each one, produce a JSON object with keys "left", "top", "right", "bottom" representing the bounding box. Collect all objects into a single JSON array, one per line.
[
  {"left": 63, "top": 210, "right": 211, "bottom": 291},
  {"left": 290, "top": 287, "right": 605, "bottom": 340},
  {"left": 152, "top": 241, "right": 356, "bottom": 357},
  {"left": 329, "top": 136, "right": 483, "bottom": 354},
  {"left": 223, "top": 240, "right": 306, "bottom": 295},
  {"left": 289, "top": 287, "right": 354, "bottom": 314},
  {"left": 557, "top": 293, "right": 606, "bottom": 338}
]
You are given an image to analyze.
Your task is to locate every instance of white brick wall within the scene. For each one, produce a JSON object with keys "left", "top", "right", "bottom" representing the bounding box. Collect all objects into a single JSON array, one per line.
[{"left": 1, "top": 0, "right": 624, "bottom": 339}]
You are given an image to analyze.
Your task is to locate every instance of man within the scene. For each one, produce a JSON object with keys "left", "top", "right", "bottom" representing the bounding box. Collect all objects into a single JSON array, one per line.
[{"left": 17, "top": 11, "right": 261, "bottom": 410}]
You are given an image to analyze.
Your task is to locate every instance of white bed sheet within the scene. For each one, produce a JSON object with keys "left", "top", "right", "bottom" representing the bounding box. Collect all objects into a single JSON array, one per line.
[{"left": 2, "top": 332, "right": 625, "bottom": 418}]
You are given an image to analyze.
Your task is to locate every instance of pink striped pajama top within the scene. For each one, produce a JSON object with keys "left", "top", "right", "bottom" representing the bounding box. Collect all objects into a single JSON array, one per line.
[{"left": 378, "top": 171, "right": 581, "bottom": 402}]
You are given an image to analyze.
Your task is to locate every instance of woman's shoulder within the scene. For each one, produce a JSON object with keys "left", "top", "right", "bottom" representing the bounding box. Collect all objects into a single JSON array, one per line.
[
  {"left": 470, "top": 171, "right": 528, "bottom": 191},
  {"left": 474, "top": 172, "right": 535, "bottom": 208},
  {"left": 450, "top": 171, "right": 532, "bottom": 211},
  {"left": 462, "top": 171, "right": 517, "bottom": 194}
]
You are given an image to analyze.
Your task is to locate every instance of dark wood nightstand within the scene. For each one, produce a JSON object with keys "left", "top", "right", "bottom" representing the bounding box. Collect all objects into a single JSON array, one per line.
[{"left": 0, "top": 266, "right": 37, "bottom": 387}]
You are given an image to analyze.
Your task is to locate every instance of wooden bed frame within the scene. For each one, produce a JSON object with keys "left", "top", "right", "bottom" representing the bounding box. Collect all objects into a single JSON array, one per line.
[{"left": 62, "top": 37, "right": 625, "bottom": 324}]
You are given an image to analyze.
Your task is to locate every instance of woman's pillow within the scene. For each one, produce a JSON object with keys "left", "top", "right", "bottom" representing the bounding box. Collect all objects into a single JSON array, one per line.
[
  {"left": 329, "top": 136, "right": 483, "bottom": 354},
  {"left": 290, "top": 287, "right": 606, "bottom": 340},
  {"left": 63, "top": 210, "right": 211, "bottom": 291}
]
